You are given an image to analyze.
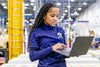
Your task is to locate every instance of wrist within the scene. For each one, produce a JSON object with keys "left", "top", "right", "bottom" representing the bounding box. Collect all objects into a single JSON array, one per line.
[{"left": 52, "top": 46, "right": 55, "bottom": 51}]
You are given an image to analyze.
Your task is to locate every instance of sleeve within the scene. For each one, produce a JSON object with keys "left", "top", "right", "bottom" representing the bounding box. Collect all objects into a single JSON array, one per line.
[
  {"left": 62, "top": 28, "right": 67, "bottom": 45},
  {"left": 29, "top": 31, "right": 52, "bottom": 62},
  {"left": 61, "top": 29, "right": 70, "bottom": 58}
]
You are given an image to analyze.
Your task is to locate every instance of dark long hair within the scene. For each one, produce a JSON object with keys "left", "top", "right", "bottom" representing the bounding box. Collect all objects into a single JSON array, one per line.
[{"left": 27, "top": 3, "right": 57, "bottom": 51}]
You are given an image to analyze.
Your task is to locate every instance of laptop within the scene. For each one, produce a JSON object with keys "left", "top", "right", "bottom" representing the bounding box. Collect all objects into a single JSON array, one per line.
[{"left": 55, "top": 36, "right": 94, "bottom": 57}]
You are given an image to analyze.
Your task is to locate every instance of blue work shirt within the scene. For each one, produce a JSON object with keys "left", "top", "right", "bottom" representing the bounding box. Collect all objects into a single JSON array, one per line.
[{"left": 29, "top": 23, "right": 67, "bottom": 67}]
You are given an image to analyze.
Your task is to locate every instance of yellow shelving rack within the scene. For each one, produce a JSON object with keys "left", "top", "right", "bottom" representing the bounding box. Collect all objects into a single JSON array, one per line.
[{"left": 8, "top": 0, "right": 24, "bottom": 59}]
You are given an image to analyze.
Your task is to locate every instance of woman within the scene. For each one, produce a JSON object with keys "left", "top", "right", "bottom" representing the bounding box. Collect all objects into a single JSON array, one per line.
[{"left": 28, "top": 2, "right": 67, "bottom": 67}]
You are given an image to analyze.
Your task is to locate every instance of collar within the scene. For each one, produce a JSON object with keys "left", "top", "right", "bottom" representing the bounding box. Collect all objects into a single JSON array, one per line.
[{"left": 41, "top": 23, "right": 56, "bottom": 30}]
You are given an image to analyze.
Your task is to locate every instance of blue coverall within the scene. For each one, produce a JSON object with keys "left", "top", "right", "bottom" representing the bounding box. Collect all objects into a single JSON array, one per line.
[{"left": 29, "top": 23, "right": 67, "bottom": 67}]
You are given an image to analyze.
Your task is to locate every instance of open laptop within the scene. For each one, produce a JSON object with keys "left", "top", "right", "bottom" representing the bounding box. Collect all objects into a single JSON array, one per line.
[{"left": 55, "top": 36, "right": 94, "bottom": 57}]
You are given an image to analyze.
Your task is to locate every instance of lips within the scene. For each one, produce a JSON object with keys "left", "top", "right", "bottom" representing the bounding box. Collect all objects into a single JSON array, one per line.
[
  {"left": 52, "top": 22, "right": 56, "bottom": 24},
  {"left": 51, "top": 22, "right": 57, "bottom": 26}
]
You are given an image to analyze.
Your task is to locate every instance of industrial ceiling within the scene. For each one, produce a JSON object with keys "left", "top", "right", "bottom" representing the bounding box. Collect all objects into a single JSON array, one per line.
[{"left": 0, "top": 0, "right": 96, "bottom": 19}]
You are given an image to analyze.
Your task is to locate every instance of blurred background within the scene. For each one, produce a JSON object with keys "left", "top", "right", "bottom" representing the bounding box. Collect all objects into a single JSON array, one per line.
[{"left": 0, "top": 0, "right": 100, "bottom": 67}]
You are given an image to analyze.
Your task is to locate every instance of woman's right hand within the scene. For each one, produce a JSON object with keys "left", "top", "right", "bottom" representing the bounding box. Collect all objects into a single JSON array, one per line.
[{"left": 52, "top": 43, "right": 67, "bottom": 51}]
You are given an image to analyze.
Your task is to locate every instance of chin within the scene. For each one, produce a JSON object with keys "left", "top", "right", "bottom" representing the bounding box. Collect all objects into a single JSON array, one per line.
[{"left": 51, "top": 24, "right": 56, "bottom": 27}]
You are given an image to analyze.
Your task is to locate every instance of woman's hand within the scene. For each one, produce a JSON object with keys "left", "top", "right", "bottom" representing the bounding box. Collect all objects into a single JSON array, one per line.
[{"left": 52, "top": 43, "right": 67, "bottom": 51}]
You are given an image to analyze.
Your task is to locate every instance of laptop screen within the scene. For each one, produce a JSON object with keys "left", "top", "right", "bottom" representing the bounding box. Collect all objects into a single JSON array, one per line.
[{"left": 69, "top": 36, "right": 94, "bottom": 57}]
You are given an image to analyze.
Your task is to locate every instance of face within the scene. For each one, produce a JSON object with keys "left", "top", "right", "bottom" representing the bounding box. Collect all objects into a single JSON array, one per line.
[{"left": 44, "top": 7, "right": 59, "bottom": 27}]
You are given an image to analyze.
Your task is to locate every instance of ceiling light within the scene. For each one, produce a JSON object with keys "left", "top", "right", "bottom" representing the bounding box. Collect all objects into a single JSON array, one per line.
[
  {"left": 67, "top": 5, "right": 71, "bottom": 8},
  {"left": 30, "top": 23, "right": 33, "bottom": 26},
  {"left": 69, "top": 17, "right": 72, "bottom": 21},
  {"left": 75, "top": 13, "right": 79, "bottom": 15},
  {"left": 71, "top": 13, "right": 74, "bottom": 16},
  {"left": 34, "top": 6, "right": 36, "bottom": 9},
  {"left": 83, "top": 2, "right": 87, "bottom": 5},
  {"left": 31, "top": 0, "right": 35, "bottom": 2},
  {"left": 71, "top": 0, "right": 75, "bottom": 2},
  {"left": 74, "top": 11, "right": 79, "bottom": 15},
  {"left": 63, "top": 13, "right": 66, "bottom": 16},
  {"left": 61, "top": 16, "right": 64, "bottom": 19},
  {"left": 78, "top": 8, "right": 82, "bottom": 10},
  {"left": 56, "top": 3, "right": 61, "bottom": 5},
  {"left": 24, "top": 19, "right": 27, "bottom": 22},
  {"left": 1, "top": 3, "right": 6, "bottom": 6},
  {"left": 4, "top": 29, "right": 7, "bottom": 32},
  {"left": 33, "top": 8, "right": 36, "bottom": 11},
  {"left": 33, "top": 6, "right": 36, "bottom": 10},
  {"left": 30, "top": 3, "right": 34, "bottom": 6},
  {"left": 24, "top": 3, "right": 29, "bottom": 6},
  {"left": 65, "top": 10, "right": 68, "bottom": 13},
  {"left": 74, "top": 11, "right": 78, "bottom": 14},
  {"left": 30, "top": 19, "right": 34, "bottom": 22},
  {"left": 25, "top": 14, "right": 32, "bottom": 16},
  {"left": 24, "top": 7, "right": 27, "bottom": 9},
  {"left": 6, "top": 23, "right": 8, "bottom": 25},
  {"left": 4, "top": 6, "right": 7, "bottom": 9},
  {"left": 37, "top": 10, "right": 39, "bottom": 13},
  {"left": 67, "top": 17, "right": 72, "bottom": 21}
]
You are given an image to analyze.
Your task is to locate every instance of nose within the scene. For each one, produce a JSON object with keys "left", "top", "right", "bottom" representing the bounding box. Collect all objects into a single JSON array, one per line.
[{"left": 54, "top": 16, "right": 58, "bottom": 21}]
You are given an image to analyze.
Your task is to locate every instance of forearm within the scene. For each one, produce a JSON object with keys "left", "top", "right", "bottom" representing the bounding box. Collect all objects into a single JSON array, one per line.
[{"left": 29, "top": 47, "right": 52, "bottom": 61}]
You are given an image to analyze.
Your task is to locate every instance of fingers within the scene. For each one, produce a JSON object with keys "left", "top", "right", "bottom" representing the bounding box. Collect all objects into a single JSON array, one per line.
[
  {"left": 61, "top": 44, "right": 67, "bottom": 48},
  {"left": 57, "top": 43, "right": 67, "bottom": 50},
  {"left": 52, "top": 43, "right": 67, "bottom": 51}
]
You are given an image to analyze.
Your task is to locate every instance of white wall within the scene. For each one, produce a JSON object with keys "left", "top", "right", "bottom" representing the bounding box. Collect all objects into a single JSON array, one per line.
[{"left": 76, "top": 0, "right": 100, "bottom": 36}]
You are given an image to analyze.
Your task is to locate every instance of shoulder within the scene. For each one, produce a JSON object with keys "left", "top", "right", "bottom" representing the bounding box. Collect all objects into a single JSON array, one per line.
[
  {"left": 31, "top": 27, "right": 42, "bottom": 35},
  {"left": 56, "top": 26, "right": 64, "bottom": 32},
  {"left": 34, "top": 27, "right": 42, "bottom": 33}
]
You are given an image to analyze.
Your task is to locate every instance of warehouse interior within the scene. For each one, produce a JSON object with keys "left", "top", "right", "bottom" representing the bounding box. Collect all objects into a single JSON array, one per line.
[{"left": 0, "top": 0, "right": 100, "bottom": 67}]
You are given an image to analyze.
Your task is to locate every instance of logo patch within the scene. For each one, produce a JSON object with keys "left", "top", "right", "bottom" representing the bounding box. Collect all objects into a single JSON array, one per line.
[{"left": 57, "top": 32, "right": 63, "bottom": 38}]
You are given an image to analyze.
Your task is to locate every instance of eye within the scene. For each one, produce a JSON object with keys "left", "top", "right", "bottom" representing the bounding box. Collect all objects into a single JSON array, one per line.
[
  {"left": 51, "top": 14, "right": 55, "bottom": 17},
  {"left": 51, "top": 14, "right": 59, "bottom": 18}
]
